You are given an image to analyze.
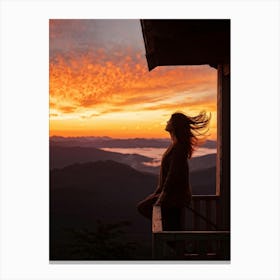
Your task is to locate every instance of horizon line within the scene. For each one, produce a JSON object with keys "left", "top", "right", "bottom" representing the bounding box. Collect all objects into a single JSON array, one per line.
[{"left": 49, "top": 135, "right": 217, "bottom": 141}]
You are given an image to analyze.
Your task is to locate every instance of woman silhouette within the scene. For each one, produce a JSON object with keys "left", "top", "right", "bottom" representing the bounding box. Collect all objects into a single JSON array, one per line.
[{"left": 137, "top": 111, "right": 211, "bottom": 231}]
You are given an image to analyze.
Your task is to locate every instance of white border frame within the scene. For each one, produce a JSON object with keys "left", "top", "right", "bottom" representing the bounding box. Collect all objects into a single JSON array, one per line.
[{"left": 1, "top": 0, "right": 279, "bottom": 279}]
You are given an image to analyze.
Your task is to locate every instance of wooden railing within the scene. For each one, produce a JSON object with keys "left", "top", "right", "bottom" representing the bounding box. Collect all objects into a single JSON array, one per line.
[{"left": 152, "top": 195, "right": 230, "bottom": 260}]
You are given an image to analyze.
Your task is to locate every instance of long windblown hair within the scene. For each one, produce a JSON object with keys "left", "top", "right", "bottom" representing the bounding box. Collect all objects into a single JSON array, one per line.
[{"left": 170, "top": 111, "right": 211, "bottom": 158}]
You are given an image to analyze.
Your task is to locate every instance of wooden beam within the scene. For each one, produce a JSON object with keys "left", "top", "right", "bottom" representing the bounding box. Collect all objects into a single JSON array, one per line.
[
  {"left": 152, "top": 206, "right": 163, "bottom": 233},
  {"left": 192, "top": 195, "right": 219, "bottom": 201},
  {"left": 154, "top": 230, "right": 230, "bottom": 241},
  {"left": 217, "top": 64, "right": 231, "bottom": 230}
]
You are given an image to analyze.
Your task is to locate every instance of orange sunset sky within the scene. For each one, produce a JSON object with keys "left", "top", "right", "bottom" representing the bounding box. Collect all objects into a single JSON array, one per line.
[{"left": 49, "top": 19, "right": 217, "bottom": 139}]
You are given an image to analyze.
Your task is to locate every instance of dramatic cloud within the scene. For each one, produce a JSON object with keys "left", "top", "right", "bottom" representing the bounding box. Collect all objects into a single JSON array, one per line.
[
  {"left": 49, "top": 20, "right": 217, "bottom": 138},
  {"left": 50, "top": 50, "right": 216, "bottom": 110}
]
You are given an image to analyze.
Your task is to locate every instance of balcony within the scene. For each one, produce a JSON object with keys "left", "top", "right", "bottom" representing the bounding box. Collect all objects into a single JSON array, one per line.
[{"left": 152, "top": 195, "right": 230, "bottom": 260}]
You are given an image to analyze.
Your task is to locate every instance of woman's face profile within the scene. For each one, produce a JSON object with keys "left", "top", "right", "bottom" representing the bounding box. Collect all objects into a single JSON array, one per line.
[{"left": 165, "top": 118, "right": 173, "bottom": 132}]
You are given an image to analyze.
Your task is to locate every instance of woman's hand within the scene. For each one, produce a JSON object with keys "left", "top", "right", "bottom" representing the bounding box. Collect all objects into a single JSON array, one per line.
[
  {"left": 154, "top": 192, "right": 166, "bottom": 206},
  {"left": 154, "top": 199, "right": 162, "bottom": 206}
]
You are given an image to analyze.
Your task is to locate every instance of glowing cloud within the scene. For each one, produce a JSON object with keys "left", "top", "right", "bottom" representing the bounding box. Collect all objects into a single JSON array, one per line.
[{"left": 50, "top": 20, "right": 217, "bottom": 139}]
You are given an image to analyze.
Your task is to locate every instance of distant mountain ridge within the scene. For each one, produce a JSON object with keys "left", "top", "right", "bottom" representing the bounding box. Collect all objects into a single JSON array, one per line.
[
  {"left": 50, "top": 136, "right": 216, "bottom": 149},
  {"left": 50, "top": 145, "right": 154, "bottom": 173},
  {"left": 50, "top": 145, "right": 216, "bottom": 174}
]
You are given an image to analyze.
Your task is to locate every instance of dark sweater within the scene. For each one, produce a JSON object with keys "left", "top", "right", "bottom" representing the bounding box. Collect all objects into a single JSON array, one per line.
[{"left": 155, "top": 142, "right": 192, "bottom": 207}]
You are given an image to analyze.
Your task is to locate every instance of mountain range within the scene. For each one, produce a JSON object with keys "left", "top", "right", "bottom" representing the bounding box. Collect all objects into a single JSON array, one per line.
[
  {"left": 50, "top": 159, "right": 216, "bottom": 260},
  {"left": 50, "top": 140, "right": 216, "bottom": 260},
  {"left": 50, "top": 145, "right": 216, "bottom": 174},
  {"left": 50, "top": 136, "right": 217, "bottom": 149}
]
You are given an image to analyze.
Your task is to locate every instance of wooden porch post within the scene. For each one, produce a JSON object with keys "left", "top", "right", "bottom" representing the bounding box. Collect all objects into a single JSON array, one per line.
[{"left": 217, "top": 64, "right": 230, "bottom": 231}]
